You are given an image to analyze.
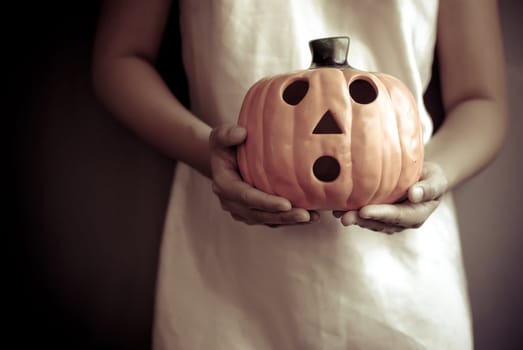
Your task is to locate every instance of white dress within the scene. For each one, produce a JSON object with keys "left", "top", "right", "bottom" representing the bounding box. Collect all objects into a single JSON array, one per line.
[{"left": 153, "top": 1, "right": 473, "bottom": 349}]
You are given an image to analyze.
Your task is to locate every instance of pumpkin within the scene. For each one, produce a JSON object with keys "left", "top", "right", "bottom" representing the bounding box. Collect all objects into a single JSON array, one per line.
[{"left": 236, "top": 36, "right": 424, "bottom": 210}]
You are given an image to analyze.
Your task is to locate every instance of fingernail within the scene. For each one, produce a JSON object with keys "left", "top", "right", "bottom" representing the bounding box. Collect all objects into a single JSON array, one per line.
[
  {"left": 411, "top": 186, "right": 424, "bottom": 202},
  {"left": 231, "top": 127, "right": 246, "bottom": 139},
  {"left": 309, "top": 211, "right": 320, "bottom": 222},
  {"left": 358, "top": 208, "right": 372, "bottom": 219},
  {"left": 359, "top": 212, "right": 371, "bottom": 219},
  {"left": 341, "top": 211, "right": 357, "bottom": 226},
  {"left": 276, "top": 201, "right": 292, "bottom": 211},
  {"left": 295, "top": 213, "right": 310, "bottom": 222},
  {"left": 341, "top": 218, "right": 352, "bottom": 226}
]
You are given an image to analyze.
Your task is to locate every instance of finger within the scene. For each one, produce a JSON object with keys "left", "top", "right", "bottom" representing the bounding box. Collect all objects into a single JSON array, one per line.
[
  {"left": 210, "top": 126, "right": 292, "bottom": 212},
  {"left": 210, "top": 145, "right": 293, "bottom": 212},
  {"left": 209, "top": 129, "right": 245, "bottom": 176},
  {"left": 266, "top": 219, "right": 319, "bottom": 228},
  {"left": 230, "top": 213, "right": 256, "bottom": 225},
  {"left": 332, "top": 210, "right": 345, "bottom": 218},
  {"left": 408, "top": 182, "right": 445, "bottom": 203},
  {"left": 214, "top": 180, "right": 292, "bottom": 212},
  {"left": 408, "top": 163, "right": 448, "bottom": 203},
  {"left": 266, "top": 214, "right": 321, "bottom": 228},
  {"left": 340, "top": 211, "right": 358, "bottom": 226},
  {"left": 354, "top": 218, "right": 405, "bottom": 234},
  {"left": 228, "top": 203, "right": 314, "bottom": 225},
  {"left": 209, "top": 124, "right": 247, "bottom": 148},
  {"left": 408, "top": 186, "right": 425, "bottom": 204},
  {"left": 253, "top": 208, "right": 312, "bottom": 225},
  {"left": 309, "top": 210, "right": 321, "bottom": 222},
  {"left": 340, "top": 211, "right": 404, "bottom": 234},
  {"left": 359, "top": 201, "right": 439, "bottom": 228}
]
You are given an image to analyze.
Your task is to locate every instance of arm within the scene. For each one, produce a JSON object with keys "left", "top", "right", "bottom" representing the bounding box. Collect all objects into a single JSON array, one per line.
[
  {"left": 92, "top": 0, "right": 212, "bottom": 177},
  {"left": 427, "top": 0, "right": 508, "bottom": 188},
  {"left": 336, "top": 0, "right": 508, "bottom": 233},
  {"left": 92, "top": 0, "right": 318, "bottom": 226}
]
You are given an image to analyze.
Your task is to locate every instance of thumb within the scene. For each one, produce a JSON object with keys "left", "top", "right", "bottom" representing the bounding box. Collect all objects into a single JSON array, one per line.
[
  {"left": 210, "top": 124, "right": 247, "bottom": 148},
  {"left": 408, "top": 162, "right": 448, "bottom": 203},
  {"left": 408, "top": 185, "right": 425, "bottom": 203}
]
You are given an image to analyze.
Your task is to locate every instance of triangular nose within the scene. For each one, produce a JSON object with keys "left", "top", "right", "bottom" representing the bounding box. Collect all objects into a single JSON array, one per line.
[{"left": 313, "top": 110, "right": 343, "bottom": 134}]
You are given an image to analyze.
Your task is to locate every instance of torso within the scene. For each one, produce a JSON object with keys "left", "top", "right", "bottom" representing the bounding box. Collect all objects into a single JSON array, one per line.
[{"left": 153, "top": 1, "right": 473, "bottom": 349}]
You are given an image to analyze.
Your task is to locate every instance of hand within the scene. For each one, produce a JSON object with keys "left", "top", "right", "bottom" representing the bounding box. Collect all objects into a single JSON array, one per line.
[
  {"left": 210, "top": 124, "right": 320, "bottom": 227},
  {"left": 333, "top": 162, "right": 448, "bottom": 234}
]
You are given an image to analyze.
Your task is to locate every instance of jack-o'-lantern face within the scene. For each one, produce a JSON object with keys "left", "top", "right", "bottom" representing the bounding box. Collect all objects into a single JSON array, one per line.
[
  {"left": 283, "top": 76, "right": 379, "bottom": 184},
  {"left": 236, "top": 37, "right": 423, "bottom": 210}
]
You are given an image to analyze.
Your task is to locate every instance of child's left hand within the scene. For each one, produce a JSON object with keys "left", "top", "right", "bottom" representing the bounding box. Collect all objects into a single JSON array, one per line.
[{"left": 332, "top": 162, "right": 448, "bottom": 234}]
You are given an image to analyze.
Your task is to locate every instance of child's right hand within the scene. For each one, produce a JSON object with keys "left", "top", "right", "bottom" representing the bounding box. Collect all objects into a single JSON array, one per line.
[{"left": 209, "top": 124, "right": 319, "bottom": 227}]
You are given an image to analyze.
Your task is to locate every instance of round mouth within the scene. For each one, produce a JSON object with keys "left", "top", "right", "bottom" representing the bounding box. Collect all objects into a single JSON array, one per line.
[{"left": 313, "top": 156, "right": 340, "bottom": 182}]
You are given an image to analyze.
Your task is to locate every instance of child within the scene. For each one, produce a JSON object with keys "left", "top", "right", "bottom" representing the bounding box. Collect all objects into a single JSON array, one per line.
[{"left": 92, "top": 0, "right": 508, "bottom": 348}]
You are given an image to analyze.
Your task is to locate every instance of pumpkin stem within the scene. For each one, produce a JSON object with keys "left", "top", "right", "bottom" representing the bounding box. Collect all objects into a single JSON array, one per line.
[{"left": 309, "top": 36, "right": 351, "bottom": 68}]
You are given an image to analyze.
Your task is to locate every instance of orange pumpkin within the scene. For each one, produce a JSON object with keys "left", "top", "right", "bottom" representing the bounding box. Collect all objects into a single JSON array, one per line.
[{"left": 236, "top": 37, "right": 424, "bottom": 210}]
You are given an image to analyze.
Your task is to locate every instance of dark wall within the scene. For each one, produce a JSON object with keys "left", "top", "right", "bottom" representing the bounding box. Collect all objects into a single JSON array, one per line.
[
  {"left": 10, "top": 1, "right": 522, "bottom": 349},
  {"left": 10, "top": 2, "right": 175, "bottom": 349}
]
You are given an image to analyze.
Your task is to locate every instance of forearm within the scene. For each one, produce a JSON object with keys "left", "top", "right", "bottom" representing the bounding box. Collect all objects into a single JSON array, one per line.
[
  {"left": 430, "top": 0, "right": 509, "bottom": 192},
  {"left": 92, "top": 55, "right": 213, "bottom": 178},
  {"left": 425, "top": 97, "right": 507, "bottom": 191}
]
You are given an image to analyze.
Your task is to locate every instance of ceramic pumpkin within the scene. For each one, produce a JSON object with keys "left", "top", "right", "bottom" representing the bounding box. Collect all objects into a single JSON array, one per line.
[{"left": 236, "top": 36, "right": 424, "bottom": 210}]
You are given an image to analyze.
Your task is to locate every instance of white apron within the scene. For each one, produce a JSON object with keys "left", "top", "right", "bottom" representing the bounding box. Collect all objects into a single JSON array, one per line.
[{"left": 153, "top": 1, "right": 473, "bottom": 349}]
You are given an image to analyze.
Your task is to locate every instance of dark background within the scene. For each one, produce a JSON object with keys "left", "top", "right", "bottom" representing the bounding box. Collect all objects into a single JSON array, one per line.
[
  {"left": 9, "top": 1, "right": 175, "bottom": 349},
  {"left": 9, "top": 1, "right": 522, "bottom": 349}
]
